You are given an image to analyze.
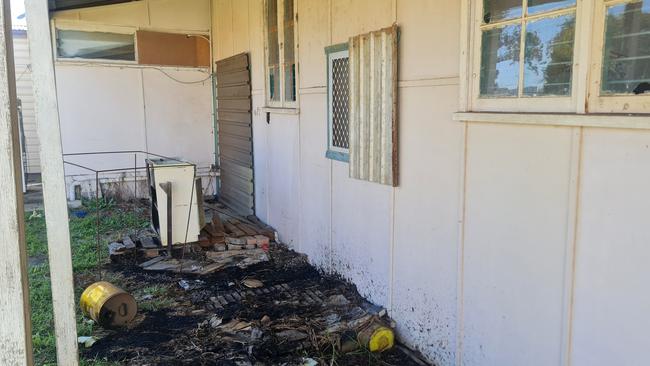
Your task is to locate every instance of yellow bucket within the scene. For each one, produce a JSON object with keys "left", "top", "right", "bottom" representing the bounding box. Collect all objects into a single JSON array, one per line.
[
  {"left": 80, "top": 281, "right": 137, "bottom": 328},
  {"left": 358, "top": 320, "right": 395, "bottom": 352}
]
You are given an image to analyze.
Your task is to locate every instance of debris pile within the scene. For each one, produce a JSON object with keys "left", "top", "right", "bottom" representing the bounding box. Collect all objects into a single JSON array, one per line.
[
  {"left": 200, "top": 214, "right": 274, "bottom": 252},
  {"left": 110, "top": 212, "right": 274, "bottom": 257},
  {"left": 108, "top": 233, "right": 162, "bottom": 260},
  {"left": 85, "top": 245, "right": 428, "bottom": 365}
]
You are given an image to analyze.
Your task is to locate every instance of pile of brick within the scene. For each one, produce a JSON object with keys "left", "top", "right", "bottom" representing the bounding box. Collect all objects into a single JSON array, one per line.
[
  {"left": 198, "top": 215, "right": 274, "bottom": 252},
  {"left": 108, "top": 234, "right": 162, "bottom": 260}
]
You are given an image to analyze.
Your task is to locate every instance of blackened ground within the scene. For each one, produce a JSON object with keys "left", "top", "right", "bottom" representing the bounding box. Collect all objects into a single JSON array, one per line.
[{"left": 83, "top": 246, "right": 429, "bottom": 366}]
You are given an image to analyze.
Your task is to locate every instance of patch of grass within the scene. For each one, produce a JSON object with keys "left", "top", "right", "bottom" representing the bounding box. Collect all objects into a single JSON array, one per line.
[
  {"left": 26, "top": 199, "right": 148, "bottom": 365},
  {"left": 26, "top": 211, "right": 47, "bottom": 256},
  {"left": 29, "top": 264, "right": 56, "bottom": 365},
  {"left": 135, "top": 285, "right": 174, "bottom": 312},
  {"left": 79, "top": 359, "right": 120, "bottom": 366}
]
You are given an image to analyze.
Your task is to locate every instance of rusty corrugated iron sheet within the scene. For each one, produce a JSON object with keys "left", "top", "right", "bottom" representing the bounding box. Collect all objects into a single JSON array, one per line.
[{"left": 348, "top": 24, "right": 398, "bottom": 186}]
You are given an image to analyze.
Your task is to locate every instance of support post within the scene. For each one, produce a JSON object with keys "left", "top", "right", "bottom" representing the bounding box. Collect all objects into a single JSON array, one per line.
[
  {"left": 25, "top": 1, "right": 79, "bottom": 365},
  {"left": 0, "top": 1, "right": 34, "bottom": 364},
  {"left": 160, "top": 182, "right": 173, "bottom": 256}
]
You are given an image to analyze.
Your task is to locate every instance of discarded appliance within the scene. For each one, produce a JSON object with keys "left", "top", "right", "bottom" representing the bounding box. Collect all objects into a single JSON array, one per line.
[
  {"left": 146, "top": 158, "right": 205, "bottom": 246},
  {"left": 80, "top": 281, "right": 137, "bottom": 327}
]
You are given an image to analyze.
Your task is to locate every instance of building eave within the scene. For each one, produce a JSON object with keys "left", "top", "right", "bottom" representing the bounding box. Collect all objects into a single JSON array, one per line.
[{"left": 48, "top": 0, "right": 139, "bottom": 12}]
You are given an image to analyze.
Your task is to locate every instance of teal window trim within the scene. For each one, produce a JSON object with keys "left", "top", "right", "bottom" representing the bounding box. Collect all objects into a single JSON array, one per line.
[
  {"left": 326, "top": 150, "right": 350, "bottom": 162},
  {"left": 325, "top": 42, "right": 349, "bottom": 163}
]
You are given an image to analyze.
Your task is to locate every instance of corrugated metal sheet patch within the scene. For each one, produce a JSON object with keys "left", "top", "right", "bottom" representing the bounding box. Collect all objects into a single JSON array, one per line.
[{"left": 348, "top": 24, "right": 398, "bottom": 186}]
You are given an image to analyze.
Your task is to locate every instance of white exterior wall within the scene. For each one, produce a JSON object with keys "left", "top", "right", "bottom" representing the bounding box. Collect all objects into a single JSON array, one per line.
[
  {"left": 213, "top": 0, "right": 462, "bottom": 364},
  {"left": 51, "top": 0, "right": 214, "bottom": 196},
  {"left": 12, "top": 31, "right": 39, "bottom": 174},
  {"left": 28, "top": 0, "right": 643, "bottom": 365}
]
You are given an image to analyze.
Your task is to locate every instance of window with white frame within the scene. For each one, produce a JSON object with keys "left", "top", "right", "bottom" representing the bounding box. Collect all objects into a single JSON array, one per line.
[
  {"left": 479, "top": 1, "right": 577, "bottom": 98},
  {"left": 265, "top": 0, "right": 297, "bottom": 108},
  {"left": 326, "top": 44, "right": 349, "bottom": 162},
  {"left": 56, "top": 29, "right": 136, "bottom": 61},
  {"left": 588, "top": 0, "right": 650, "bottom": 113},
  {"left": 467, "top": 0, "right": 650, "bottom": 114},
  {"left": 601, "top": 1, "right": 650, "bottom": 94}
]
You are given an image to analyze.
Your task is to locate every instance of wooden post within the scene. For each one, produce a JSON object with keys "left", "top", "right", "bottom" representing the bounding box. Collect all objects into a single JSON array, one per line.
[
  {"left": 24, "top": 1, "right": 79, "bottom": 365},
  {"left": 0, "top": 1, "right": 34, "bottom": 364}
]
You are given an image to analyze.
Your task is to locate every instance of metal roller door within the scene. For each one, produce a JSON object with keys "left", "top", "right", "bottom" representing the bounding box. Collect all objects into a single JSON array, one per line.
[{"left": 216, "top": 53, "right": 254, "bottom": 215}]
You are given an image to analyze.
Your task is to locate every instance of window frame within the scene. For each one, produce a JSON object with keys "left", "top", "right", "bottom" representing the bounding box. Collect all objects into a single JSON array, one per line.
[
  {"left": 464, "top": 0, "right": 650, "bottom": 115},
  {"left": 263, "top": 0, "right": 299, "bottom": 109},
  {"left": 588, "top": 0, "right": 650, "bottom": 114},
  {"left": 468, "top": 0, "right": 584, "bottom": 113},
  {"left": 325, "top": 43, "right": 350, "bottom": 163},
  {"left": 52, "top": 20, "right": 139, "bottom": 65}
]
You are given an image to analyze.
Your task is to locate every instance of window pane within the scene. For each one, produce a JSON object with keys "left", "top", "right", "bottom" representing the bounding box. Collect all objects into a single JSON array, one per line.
[
  {"left": 283, "top": 0, "right": 296, "bottom": 102},
  {"left": 523, "top": 14, "right": 575, "bottom": 96},
  {"left": 602, "top": 1, "right": 650, "bottom": 94},
  {"left": 266, "top": 0, "right": 280, "bottom": 101},
  {"left": 269, "top": 67, "right": 280, "bottom": 101},
  {"left": 331, "top": 56, "right": 349, "bottom": 149},
  {"left": 483, "top": 0, "right": 522, "bottom": 24},
  {"left": 56, "top": 30, "right": 135, "bottom": 61},
  {"left": 528, "top": 0, "right": 576, "bottom": 15},
  {"left": 480, "top": 24, "right": 521, "bottom": 97}
]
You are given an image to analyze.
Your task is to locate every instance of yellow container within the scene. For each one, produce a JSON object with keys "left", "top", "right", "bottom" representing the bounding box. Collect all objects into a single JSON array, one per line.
[
  {"left": 358, "top": 320, "right": 395, "bottom": 353},
  {"left": 80, "top": 281, "right": 137, "bottom": 328}
]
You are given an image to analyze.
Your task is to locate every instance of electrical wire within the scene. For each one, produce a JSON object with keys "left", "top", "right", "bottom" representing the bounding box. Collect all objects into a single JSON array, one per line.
[
  {"left": 60, "top": 61, "right": 213, "bottom": 85},
  {"left": 156, "top": 67, "right": 212, "bottom": 85}
]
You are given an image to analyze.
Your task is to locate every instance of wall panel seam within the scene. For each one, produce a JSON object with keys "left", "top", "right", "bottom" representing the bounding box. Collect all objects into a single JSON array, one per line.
[
  {"left": 455, "top": 121, "right": 469, "bottom": 366},
  {"left": 562, "top": 126, "right": 584, "bottom": 366}
]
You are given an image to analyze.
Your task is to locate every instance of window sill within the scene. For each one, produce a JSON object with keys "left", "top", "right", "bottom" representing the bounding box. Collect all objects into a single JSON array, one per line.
[
  {"left": 326, "top": 150, "right": 349, "bottom": 163},
  {"left": 453, "top": 112, "right": 650, "bottom": 130},
  {"left": 258, "top": 107, "right": 300, "bottom": 115}
]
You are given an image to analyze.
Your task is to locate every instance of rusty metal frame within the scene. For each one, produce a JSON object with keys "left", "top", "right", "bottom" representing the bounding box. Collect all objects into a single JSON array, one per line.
[{"left": 62, "top": 150, "right": 196, "bottom": 277}]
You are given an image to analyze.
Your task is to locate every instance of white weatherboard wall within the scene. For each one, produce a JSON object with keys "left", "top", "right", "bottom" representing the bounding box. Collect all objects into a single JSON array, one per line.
[
  {"left": 51, "top": 0, "right": 214, "bottom": 196},
  {"left": 13, "top": 31, "right": 39, "bottom": 174}
]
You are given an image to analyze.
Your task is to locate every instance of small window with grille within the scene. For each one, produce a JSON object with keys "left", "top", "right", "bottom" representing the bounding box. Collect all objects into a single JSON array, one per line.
[{"left": 326, "top": 44, "right": 350, "bottom": 162}]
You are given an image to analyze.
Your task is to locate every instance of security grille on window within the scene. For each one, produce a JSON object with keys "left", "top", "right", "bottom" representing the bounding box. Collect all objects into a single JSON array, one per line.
[
  {"left": 326, "top": 44, "right": 350, "bottom": 161},
  {"left": 265, "top": 0, "right": 297, "bottom": 108}
]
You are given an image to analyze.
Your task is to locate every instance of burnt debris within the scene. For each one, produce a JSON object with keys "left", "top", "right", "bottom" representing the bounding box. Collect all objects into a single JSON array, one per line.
[{"left": 84, "top": 243, "right": 429, "bottom": 365}]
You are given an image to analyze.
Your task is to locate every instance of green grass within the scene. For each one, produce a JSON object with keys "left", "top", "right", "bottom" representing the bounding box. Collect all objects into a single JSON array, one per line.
[
  {"left": 134, "top": 285, "right": 174, "bottom": 312},
  {"left": 26, "top": 199, "right": 149, "bottom": 366}
]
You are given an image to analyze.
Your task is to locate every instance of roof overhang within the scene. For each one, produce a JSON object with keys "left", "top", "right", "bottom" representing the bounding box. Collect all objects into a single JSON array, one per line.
[{"left": 48, "top": 0, "right": 139, "bottom": 12}]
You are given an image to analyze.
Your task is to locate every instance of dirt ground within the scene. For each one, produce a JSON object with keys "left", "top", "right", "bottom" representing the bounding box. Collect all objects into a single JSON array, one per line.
[{"left": 80, "top": 245, "right": 429, "bottom": 366}]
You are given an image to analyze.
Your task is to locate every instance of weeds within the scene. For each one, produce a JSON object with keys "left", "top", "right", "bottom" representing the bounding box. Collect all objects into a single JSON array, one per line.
[
  {"left": 135, "top": 285, "right": 174, "bottom": 312},
  {"left": 26, "top": 199, "right": 148, "bottom": 365}
]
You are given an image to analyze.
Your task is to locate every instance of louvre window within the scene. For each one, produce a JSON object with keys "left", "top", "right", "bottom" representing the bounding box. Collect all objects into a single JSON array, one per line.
[{"left": 602, "top": 0, "right": 650, "bottom": 95}]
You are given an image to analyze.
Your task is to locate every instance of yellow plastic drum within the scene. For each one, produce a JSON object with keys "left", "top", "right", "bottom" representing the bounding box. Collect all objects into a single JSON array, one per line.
[
  {"left": 358, "top": 320, "right": 395, "bottom": 353},
  {"left": 80, "top": 281, "right": 137, "bottom": 328}
]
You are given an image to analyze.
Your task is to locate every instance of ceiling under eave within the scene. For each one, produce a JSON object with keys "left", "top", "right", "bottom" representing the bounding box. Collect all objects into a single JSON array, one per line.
[{"left": 48, "top": 0, "right": 140, "bottom": 12}]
